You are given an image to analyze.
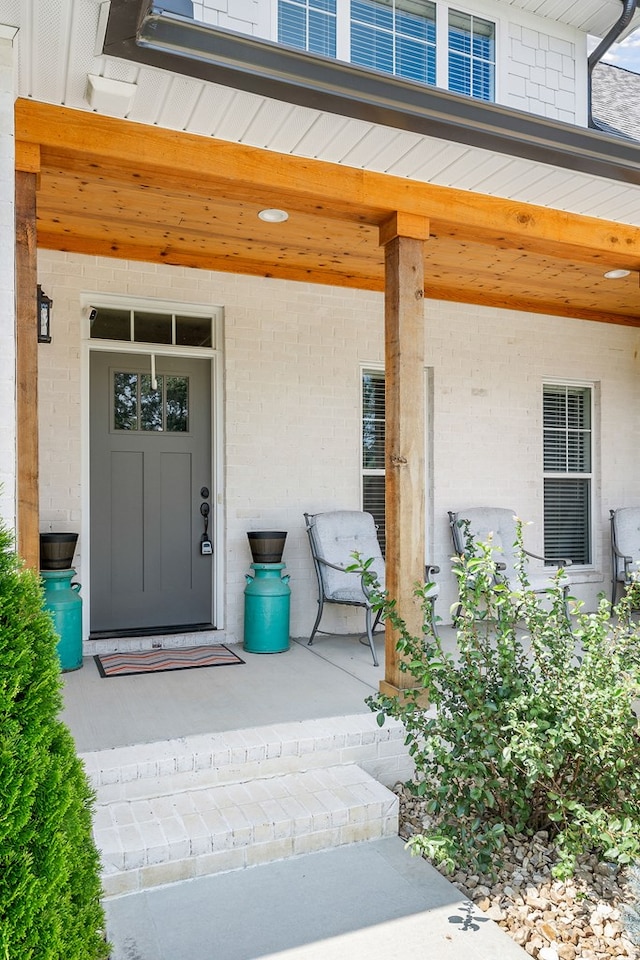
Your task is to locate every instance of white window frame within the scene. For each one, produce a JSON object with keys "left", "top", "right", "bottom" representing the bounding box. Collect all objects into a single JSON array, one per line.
[{"left": 542, "top": 378, "right": 595, "bottom": 569}]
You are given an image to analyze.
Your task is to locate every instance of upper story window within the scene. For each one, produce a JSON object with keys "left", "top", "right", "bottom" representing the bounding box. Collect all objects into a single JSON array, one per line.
[
  {"left": 277, "top": 1, "right": 495, "bottom": 102},
  {"left": 448, "top": 10, "right": 495, "bottom": 101},
  {"left": 278, "top": 0, "right": 337, "bottom": 57},
  {"left": 351, "top": 1, "right": 436, "bottom": 86}
]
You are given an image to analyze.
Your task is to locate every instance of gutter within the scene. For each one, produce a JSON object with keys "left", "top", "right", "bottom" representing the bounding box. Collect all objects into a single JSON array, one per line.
[
  {"left": 103, "top": 0, "right": 640, "bottom": 186},
  {"left": 588, "top": 0, "right": 638, "bottom": 126}
]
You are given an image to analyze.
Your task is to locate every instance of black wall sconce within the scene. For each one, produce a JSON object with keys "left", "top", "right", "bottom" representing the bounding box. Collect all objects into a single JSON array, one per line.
[{"left": 37, "top": 285, "right": 52, "bottom": 343}]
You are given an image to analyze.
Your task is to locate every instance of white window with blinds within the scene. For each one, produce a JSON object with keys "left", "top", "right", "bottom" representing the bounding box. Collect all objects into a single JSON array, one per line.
[
  {"left": 543, "top": 382, "right": 593, "bottom": 566},
  {"left": 361, "top": 368, "right": 386, "bottom": 553},
  {"left": 276, "top": 1, "right": 496, "bottom": 103}
]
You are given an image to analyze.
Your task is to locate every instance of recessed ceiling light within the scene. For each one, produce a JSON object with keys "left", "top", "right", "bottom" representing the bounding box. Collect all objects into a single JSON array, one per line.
[
  {"left": 258, "top": 208, "right": 289, "bottom": 223},
  {"left": 603, "top": 268, "right": 631, "bottom": 279}
]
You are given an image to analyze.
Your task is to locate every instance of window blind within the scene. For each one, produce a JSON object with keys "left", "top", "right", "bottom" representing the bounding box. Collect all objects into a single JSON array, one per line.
[{"left": 362, "top": 370, "right": 386, "bottom": 553}]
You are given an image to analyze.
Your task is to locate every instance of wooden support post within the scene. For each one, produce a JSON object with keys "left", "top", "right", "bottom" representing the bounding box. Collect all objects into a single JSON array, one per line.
[
  {"left": 378, "top": 213, "right": 429, "bottom": 696},
  {"left": 15, "top": 167, "right": 40, "bottom": 570}
]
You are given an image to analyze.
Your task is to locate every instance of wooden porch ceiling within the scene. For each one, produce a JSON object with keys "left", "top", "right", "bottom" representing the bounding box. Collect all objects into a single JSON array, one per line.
[{"left": 16, "top": 100, "right": 640, "bottom": 326}]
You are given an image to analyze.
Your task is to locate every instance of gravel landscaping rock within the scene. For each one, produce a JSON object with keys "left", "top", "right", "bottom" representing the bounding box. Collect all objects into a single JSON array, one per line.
[{"left": 397, "top": 784, "right": 639, "bottom": 959}]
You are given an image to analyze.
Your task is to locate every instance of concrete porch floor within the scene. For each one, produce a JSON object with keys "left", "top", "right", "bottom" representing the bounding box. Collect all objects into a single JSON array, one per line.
[{"left": 61, "top": 628, "right": 459, "bottom": 753}]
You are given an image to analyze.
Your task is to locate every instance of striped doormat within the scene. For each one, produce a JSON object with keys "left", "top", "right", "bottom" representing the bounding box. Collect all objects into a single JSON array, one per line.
[{"left": 94, "top": 644, "right": 245, "bottom": 678}]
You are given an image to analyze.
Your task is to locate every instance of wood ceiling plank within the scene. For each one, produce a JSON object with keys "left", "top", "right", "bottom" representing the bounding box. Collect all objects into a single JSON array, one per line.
[
  {"left": 39, "top": 150, "right": 387, "bottom": 224},
  {"left": 36, "top": 210, "right": 380, "bottom": 275},
  {"left": 35, "top": 230, "right": 380, "bottom": 290}
]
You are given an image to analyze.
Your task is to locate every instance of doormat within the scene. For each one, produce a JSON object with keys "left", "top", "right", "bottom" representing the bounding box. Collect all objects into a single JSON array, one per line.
[{"left": 94, "top": 644, "right": 245, "bottom": 678}]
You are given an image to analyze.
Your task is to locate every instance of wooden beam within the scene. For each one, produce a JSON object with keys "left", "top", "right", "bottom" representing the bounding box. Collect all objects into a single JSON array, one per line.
[
  {"left": 15, "top": 171, "right": 39, "bottom": 570},
  {"left": 379, "top": 222, "right": 427, "bottom": 695},
  {"left": 16, "top": 100, "right": 640, "bottom": 270}
]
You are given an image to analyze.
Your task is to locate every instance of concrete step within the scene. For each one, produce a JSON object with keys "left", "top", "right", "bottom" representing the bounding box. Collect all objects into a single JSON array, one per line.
[
  {"left": 80, "top": 714, "right": 413, "bottom": 802},
  {"left": 95, "top": 764, "right": 398, "bottom": 898}
]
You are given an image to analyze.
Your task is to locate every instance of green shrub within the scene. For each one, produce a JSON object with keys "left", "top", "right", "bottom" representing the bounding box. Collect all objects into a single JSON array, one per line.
[
  {"left": 358, "top": 521, "right": 640, "bottom": 879},
  {"left": 0, "top": 520, "right": 108, "bottom": 959}
]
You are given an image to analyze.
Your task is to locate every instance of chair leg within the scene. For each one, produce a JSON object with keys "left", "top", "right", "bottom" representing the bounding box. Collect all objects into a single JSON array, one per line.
[
  {"left": 308, "top": 599, "right": 324, "bottom": 646},
  {"left": 365, "top": 607, "right": 379, "bottom": 667}
]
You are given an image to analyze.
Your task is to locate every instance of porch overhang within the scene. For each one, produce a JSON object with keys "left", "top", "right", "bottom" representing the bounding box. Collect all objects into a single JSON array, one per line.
[
  {"left": 14, "top": 99, "right": 640, "bottom": 327},
  {"left": 12, "top": 94, "right": 640, "bottom": 695}
]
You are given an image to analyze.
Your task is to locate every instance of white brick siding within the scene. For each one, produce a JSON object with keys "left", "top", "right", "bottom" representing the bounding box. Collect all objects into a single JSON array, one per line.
[
  {"left": 36, "top": 250, "right": 640, "bottom": 642},
  {"left": 0, "top": 36, "right": 16, "bottom": 532}
]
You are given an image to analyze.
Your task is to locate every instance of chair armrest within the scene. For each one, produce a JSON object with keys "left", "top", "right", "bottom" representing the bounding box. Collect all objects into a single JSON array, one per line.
[
  {"left": 425, "top": 563, "right": 440, "bottom": 577},
  {"left": 315, "top": 556, "right": 351, "bottom": 574},
  {"left": 523, "top": 549, "right": 572, "bottom": 568}
]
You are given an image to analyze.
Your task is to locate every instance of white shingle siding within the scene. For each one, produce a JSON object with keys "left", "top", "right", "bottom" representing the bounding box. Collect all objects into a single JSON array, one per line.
[
  {"left": 0, "top": 37, "right": 16, "bottom": 532},
  {"left": 507, "top": 22, "right": 581, "bottom": 121},
  {"left": 37, "top": 250, "right": 640, "bottom": 644}
]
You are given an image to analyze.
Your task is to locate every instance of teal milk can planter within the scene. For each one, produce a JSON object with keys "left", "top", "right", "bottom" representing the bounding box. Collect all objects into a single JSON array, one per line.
[
  {"left": 40, "top": 569, "right": 83, "bottom": 672},
  {"left": 243, "top": 563, "right": 291, "bottom": 654}
]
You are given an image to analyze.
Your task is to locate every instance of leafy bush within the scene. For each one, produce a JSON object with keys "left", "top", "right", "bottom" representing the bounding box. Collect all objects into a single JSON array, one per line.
[
  {"left": 0, "top": 520, "right": 108, "bottom": 959},
  {"left": 359, "top": 521, "right": 640, "bottom": 879}
]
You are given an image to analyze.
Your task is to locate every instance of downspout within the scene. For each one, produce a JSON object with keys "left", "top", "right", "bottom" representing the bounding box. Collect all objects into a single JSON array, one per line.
[{"left": 588, "top": 0, "right": 638, "bottom": 126}]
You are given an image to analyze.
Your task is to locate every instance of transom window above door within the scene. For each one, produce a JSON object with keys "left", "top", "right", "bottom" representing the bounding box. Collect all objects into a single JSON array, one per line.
[
  {"left": 90, "top": 307, "right": 213, "bottom": 348},
  {"left": 277, "top": 0, "right": 496, "bottom": 102}
]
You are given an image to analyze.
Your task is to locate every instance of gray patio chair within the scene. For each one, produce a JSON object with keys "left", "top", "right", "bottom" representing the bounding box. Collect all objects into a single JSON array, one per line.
[
  {"left": 448, "top": 507, "right": 571, "bottom": 620},
  {"left": 304, "top": 510, "right": 439, "bottom": 666},
  {"left": 610, "top": 507, "right": 640, "bottom": 607}
]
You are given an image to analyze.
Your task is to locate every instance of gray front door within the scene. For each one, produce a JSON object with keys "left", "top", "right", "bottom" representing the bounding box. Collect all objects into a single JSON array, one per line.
[{"left": 90, "top": 352, "right": 213, "bottom": 633}]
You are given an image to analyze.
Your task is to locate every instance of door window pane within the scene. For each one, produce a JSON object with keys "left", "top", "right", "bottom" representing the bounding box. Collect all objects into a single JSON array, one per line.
[
  {"left": 113, "top": 373, "right": 138, "bottom": 430},
  {"left": 140, "top": 375, "right": 164, "bottom": 431},
  {"left": 113, "top": 372, "right": 190, "bottom": 433},
  {"left": 166, "top": 377, "right": 189, "bottom": 432}
]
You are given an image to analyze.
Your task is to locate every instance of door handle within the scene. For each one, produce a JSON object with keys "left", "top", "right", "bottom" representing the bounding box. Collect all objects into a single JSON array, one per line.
[{"left": 200, "top": 501, "right": 212, "bottom": 555}]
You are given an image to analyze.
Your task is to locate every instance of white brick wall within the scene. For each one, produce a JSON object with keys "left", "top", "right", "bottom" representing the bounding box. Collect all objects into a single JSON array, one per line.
[
  {"left": 0, "top": 36, "right": 16, "bottom": 532},
  {"left": 36, "top": 250, "right": 640, "bottom": 642}
]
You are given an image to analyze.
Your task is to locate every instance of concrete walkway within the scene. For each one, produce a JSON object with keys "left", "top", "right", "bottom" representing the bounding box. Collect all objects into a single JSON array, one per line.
[{"left": 104, "top": 836, "right": 528, "bottom": 960}]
